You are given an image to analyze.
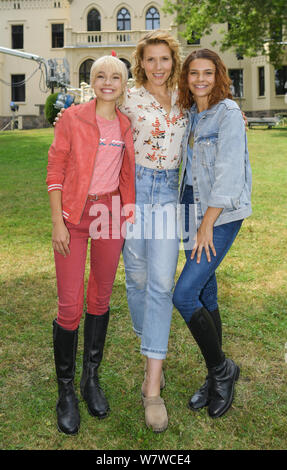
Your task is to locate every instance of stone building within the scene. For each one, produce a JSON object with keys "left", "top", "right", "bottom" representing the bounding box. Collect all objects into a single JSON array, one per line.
[{"left": 0, "top": 0, "right": 286, "bottom": 128}]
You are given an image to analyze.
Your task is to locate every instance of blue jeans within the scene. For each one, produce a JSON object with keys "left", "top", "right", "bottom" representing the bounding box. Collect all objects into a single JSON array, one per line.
[
  {"left": 173, "top": 186, "right": 243, "bottom": 323},
  {"left": 122, "top": 164, "right": 180, "bottom": 360}
]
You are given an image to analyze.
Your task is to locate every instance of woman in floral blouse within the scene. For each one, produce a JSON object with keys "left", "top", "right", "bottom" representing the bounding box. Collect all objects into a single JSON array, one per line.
[{"left": 121, "top": 30, "right": 187, "bottom": 433}]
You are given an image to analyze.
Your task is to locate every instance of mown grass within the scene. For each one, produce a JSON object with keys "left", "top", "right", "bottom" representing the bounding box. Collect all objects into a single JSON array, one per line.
[{"left": 0, "top": 127, "right": 286, "bottom": 450}]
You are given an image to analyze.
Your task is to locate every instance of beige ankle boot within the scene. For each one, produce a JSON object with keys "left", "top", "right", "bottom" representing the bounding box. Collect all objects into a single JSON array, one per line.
[{"left": 142, "top": 395, "right": 168, "bottom": 433}]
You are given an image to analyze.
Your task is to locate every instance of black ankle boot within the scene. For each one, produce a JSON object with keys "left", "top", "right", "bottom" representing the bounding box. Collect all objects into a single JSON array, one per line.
[
  {"left": 80, "top": 310, "right": 110, "bottom": 419},
  {"left": 188, "top": 378, "right": 210, "bottom": 411},
  {"left": 53, "top": 320, "right": 80, "bottom": 435},
  {"left": 187, "top": 307, "right": 239, "bottom": 418},
  {"left": 188, "top": 307, "right": 222, "bottom": 411},
  {"left": 208, "top": 358, "right": 240, "bottom": 418}
]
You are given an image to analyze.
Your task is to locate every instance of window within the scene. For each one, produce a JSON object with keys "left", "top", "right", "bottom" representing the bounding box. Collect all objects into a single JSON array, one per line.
[
  {"left": 275, "top": 66, "right": 287, "bottom": 95},
  {"left": 52, "top": 24, "right": 64, "bottom": 48},
  {"left": 228, "top": 69, "right": 243, "bottom": 97},
  {"left": 117, "top": 8, "right": 131, "bottom": 31},
  {"left": 146, "top": 7, "right": 160, "bottom": 30},
  {"left": 87, "top": 9, "right": 101, "bottom": 31},
  {"left": 187, "top": 32, "right": 200, "bottom": 45},
  {"left": 11, "top": 24, "right": 23, "bottom": 49},
  {"left": 11, "top": 74, "right": 25, "bottom": 102},
  {"left": 120, "top": 58, "right": 132, "bottom": 79},
  {"left": 79, "top": 59, "right": 94, "bottom": 86},
  {"left": 258, "top": 67, "right": 265, "bottom": 96}
]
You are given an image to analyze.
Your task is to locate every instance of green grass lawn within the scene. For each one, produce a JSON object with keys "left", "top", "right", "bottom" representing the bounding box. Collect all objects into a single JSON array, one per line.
[{"left": 0, "top": 127, "right": 286, "bottom": 450}]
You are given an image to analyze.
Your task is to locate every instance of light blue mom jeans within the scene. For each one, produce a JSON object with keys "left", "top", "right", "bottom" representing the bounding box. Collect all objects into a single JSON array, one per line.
[{"left": 122, "top": 164, "right": 180, "bottom": 360}]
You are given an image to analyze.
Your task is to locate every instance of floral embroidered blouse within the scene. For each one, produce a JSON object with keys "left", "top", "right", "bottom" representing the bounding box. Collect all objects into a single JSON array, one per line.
[{"left": 120, "top": 86, "right": 188, "bottom": 170}]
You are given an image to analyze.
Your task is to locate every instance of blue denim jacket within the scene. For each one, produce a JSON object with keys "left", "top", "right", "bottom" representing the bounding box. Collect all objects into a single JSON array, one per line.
[{"left": 179, "top": 98, "right": 252, "bottom": 227}]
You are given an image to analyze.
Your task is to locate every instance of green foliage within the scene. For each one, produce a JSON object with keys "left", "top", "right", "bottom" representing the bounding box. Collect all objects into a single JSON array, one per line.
[
  {"left": 44, "top": 93, "right": 59, "bottom": 125},
  {"left": 163, "top": 0, "right": 287, "bottom": 67}
]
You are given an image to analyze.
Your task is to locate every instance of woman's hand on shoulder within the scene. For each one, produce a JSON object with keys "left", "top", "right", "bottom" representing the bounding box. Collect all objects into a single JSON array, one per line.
[
  {"left": 53, "top": 103, "right": 75, "bottom": 126},
  {"left": 53, "top": 108, "right": 65, "bottom": 126}
]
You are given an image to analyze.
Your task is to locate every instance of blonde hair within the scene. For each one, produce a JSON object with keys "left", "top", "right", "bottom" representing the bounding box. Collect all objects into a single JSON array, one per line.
[
  {"left": 90, "top": 56, "right": 129, "bottom": 105},
  {"left": 132, "top": 30, "right": 181, "bottom": 90}
]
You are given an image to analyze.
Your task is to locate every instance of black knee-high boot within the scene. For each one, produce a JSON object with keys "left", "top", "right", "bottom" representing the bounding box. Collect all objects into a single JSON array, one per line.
[
  {"left": 188, "top": 307, "right": 222, "bottom": 411},
  {"left": 186, "top": 307, "right": 240, "bottom": 418},
  {"left": 209, "top": 307, "right": 222, "bottom": 345},
  {"left": 80, "top": 310, "right": 110, "bottom": 419},
  {"left": 53, "top": 320, "right": 80, "bottom": 435}
]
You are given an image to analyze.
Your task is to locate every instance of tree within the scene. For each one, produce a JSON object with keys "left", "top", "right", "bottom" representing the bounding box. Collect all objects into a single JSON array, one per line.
[{"left": 163, "top": 0, "right": 287, "bottom": 67}]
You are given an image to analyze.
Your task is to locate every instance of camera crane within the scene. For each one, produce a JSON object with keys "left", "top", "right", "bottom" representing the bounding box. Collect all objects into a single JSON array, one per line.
[
  {"left": 0, "top": 46, "right": 81, "bottom": 130},
  {"left": 0, "top": 46, "right": 71, "bottom": 91}
]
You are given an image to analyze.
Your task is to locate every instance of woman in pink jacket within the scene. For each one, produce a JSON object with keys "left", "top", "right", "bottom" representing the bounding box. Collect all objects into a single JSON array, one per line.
[{"left": 46, "top": 55, "right": 135, "bottom": 435}]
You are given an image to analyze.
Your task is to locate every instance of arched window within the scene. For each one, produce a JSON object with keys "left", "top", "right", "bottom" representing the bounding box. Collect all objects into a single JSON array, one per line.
[
  {"left": 145, "top": 6, "right": 160, "bottom": 30},
  {"left": 120, "top": 58, "right": 132, "bottom": 79},
  {"left": 79, "top": 59, "right": 94, "bottom": 86},
  {"left": 117, "top": 7, "right": 131, "bottom": 31},
  {"left": 87, "top": 9, "right": 101, "bottom": 31}
]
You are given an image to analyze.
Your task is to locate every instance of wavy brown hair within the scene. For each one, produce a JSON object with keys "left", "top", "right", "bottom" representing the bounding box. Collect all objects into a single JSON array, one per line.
[
  {"left": 132, "top": 30, "right": 181, "bottom": 90},
  {"left": 178, "top": 49, "right": 233, "bottom": 110}
]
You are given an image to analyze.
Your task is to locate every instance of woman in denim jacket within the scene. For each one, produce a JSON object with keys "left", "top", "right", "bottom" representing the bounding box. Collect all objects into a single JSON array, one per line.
[{"left": 173, "top": 49, "right": 252, "bottom": 419}]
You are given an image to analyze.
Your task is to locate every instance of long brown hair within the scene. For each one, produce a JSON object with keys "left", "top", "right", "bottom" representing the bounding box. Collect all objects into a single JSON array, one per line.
[
  {"left": 178, "top": 49, "right": 233, "bottom": 110},
  {"left": 132, "top": 30, "right": 181, "bottom": 90}
]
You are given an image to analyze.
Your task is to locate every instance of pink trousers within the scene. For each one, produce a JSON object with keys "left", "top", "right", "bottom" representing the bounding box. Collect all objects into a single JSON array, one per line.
[{"left": 54, "top": 197, "right": 125, "bottom": 331}]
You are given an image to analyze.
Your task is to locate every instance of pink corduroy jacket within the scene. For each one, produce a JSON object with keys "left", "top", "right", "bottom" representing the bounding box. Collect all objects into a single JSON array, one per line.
[{"left": 46, "top": 99, "right": 135, "bottom": 225}]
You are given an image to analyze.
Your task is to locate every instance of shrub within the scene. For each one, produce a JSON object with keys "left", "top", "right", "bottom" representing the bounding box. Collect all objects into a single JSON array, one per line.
[{"left": 44, "top": 93, "right": 59, "bottom": 125}]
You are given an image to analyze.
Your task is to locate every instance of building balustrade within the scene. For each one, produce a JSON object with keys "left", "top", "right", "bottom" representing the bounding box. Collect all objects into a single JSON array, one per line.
[{"left": 65, "top": 27, "right": 177, "bottom": 48}]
